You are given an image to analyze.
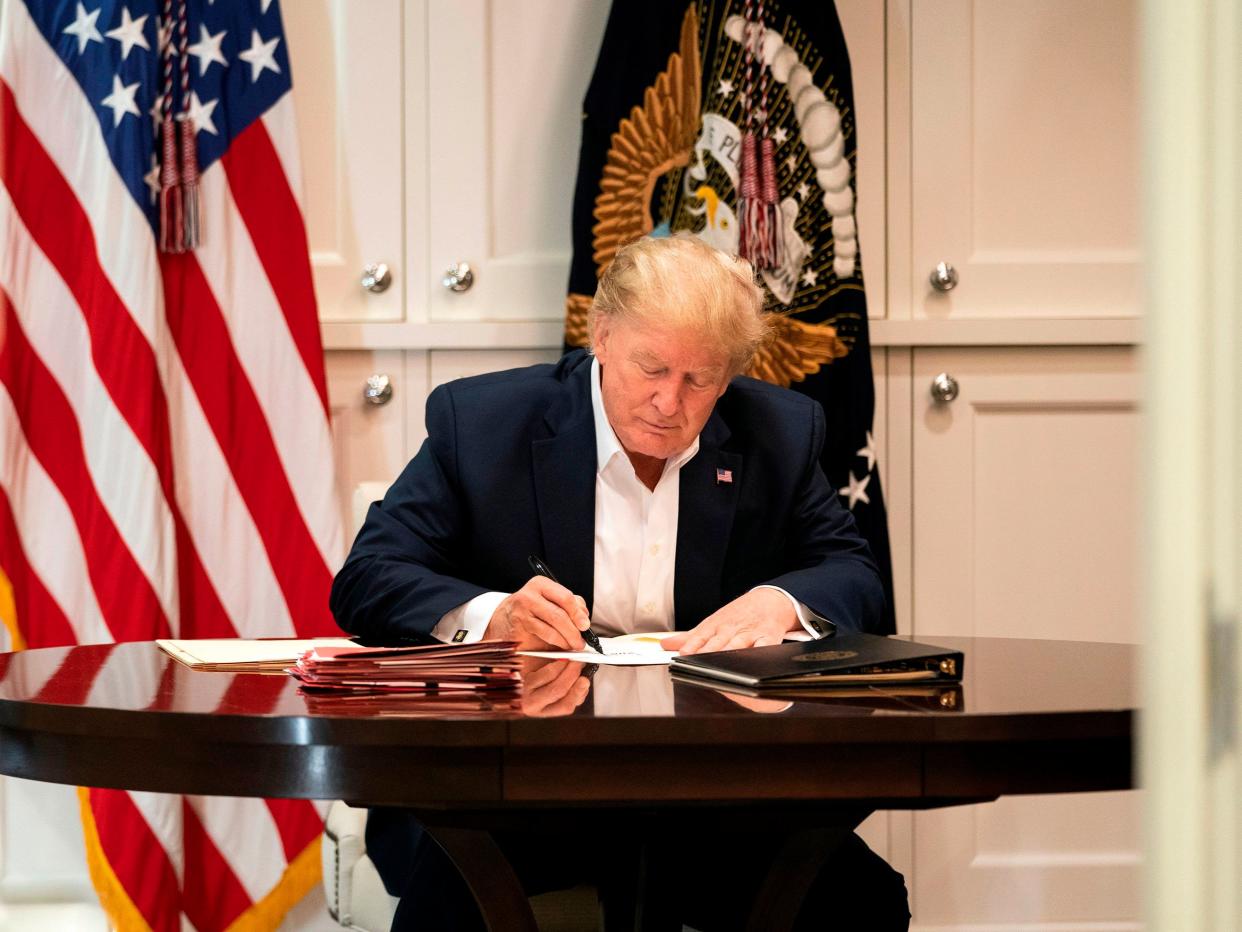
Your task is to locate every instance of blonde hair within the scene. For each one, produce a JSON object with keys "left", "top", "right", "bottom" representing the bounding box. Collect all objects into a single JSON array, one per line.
[{"left": 588, "top": 235, "right": 768, "bottom": 377}]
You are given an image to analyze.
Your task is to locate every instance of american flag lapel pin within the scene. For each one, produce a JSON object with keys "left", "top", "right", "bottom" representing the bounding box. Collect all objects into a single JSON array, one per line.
[{"left": 716, "top": 467, "right": 733, "bottom": 485}]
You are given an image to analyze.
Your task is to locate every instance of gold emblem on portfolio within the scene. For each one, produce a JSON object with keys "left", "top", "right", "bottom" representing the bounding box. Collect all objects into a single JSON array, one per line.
[{"left": 794, "top": 649, "right": 859, "bottom": 662}]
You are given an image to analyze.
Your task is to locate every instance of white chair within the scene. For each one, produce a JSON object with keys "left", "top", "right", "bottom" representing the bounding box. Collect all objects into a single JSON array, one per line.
[
  {"left": 322, "top": 487, "right": 400, "bottom": 930},
  {"left": 320, "top": 801, "right": 601, "bottom": 931},
  {"left": 321, "top": 801, "right": 400, "bottom": 932}
]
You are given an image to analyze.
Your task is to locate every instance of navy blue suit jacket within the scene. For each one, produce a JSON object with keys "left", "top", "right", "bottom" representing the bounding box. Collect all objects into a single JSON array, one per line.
[{"left": 330, "top": 350, "right": 885, "bottom": 641}]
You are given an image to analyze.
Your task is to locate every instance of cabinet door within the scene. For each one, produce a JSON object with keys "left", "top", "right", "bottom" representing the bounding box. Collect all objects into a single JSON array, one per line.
[
  {"left": 909, "top": 346, "right": 1140, "bottom": 927},
  {"left": 325, "top": 352, "right": 412, "bottom": 540},
  {"left": 909, "top": 0, "right": 1140, "bottom": 319},
  {"left": 424, "top": 1, "right": 610, "bottom": 322},
  {"left": 422, "top": 349, "right": 564, "bottom": 430},
  {"left": 912, "top": 347, "right": 1139, "bottom": 639},
  {"left": 286, "top": 1, "right": 407, "bottom": 323}
]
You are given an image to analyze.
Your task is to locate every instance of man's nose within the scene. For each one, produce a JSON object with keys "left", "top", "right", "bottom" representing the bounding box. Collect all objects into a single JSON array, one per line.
[{"left": 651, "top": 379, "right": 682, "bottom": 417}]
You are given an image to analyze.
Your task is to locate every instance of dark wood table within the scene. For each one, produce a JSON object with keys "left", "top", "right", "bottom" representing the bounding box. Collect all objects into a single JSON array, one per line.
[{"left": 0, "top": 636, "right": 1137, "bottom": 930}]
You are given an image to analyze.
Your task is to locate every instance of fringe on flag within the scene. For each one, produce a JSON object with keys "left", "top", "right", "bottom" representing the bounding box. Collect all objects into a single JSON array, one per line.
[
  {"left": 157, "top": 0, "right": 201, "bottom": 252},
  {"left": 736, "top": 5, "right": 780, "bottom": 269},
  {"left": 179, "top": 117, "right": 201, "bottom": 250}
]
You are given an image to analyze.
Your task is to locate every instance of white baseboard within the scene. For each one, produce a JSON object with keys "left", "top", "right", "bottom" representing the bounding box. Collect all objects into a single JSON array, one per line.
[{"left": 0, "top": 902, "right": 107, "bottom": 932}]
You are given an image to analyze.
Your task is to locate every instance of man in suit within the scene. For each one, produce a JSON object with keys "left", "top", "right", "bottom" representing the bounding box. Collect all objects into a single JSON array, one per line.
[{"left": 330, "top": 235, "right": 908, "bottom": 930}]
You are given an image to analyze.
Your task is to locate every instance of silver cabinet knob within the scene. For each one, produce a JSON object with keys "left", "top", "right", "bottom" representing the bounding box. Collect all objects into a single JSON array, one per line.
[
  {"left": 363, "top": 374, "right": 393, "bottom": 406},
  {"left": 930, "top": 372, "right": 959, "bottom": 403},
  {"left": 929, "top": 261, "right": 959, "bottom": 292},
  {"left": 442, "top": 262, "right": 475, "bottom": 293},
  {"left": 361, "top": 263, "right": 392, "bottom": 294}
]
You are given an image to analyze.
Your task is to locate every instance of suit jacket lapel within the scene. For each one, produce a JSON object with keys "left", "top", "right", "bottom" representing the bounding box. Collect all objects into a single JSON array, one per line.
[
  {"left": 674, "top": 410, "right": 741, "bottom": 628},
  {"left": 531, "top": 362, "right": 597, "bottom": 610}
]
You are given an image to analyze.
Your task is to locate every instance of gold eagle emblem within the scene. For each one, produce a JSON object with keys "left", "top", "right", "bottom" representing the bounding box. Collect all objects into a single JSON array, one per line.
[{"left": 565, "top": 4, "right": 849, "bottom": 388}]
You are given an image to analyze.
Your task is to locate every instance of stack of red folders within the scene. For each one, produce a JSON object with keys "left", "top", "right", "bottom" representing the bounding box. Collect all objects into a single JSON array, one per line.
[{"left": 288, "top": 640, "right": 522, "bottom": 714}]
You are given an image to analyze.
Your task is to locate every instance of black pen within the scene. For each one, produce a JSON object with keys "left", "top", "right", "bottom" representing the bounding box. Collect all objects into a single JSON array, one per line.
[{"left": 527, "top": 554, "right": 604, "bottom": 655}]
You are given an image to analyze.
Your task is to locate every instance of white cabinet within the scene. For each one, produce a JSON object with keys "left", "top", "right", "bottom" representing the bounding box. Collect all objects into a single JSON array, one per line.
[
  {"left": 426, "top": 349, "right": 563, "bottom": 401},
  {"left": 910, "top": 346, "right": 1140, "bottom": 640},
  {"left": 325, "top": 349, "right": 563, "bottom": 529},
  {"left": 912, "top": 790, "right": 1141, "bottom": 929},
  {"left": 425, "top": 1, "right": 609, "bottom": 322},
  {"left": 906, "top": 0, "right": 1140, "bottom": 320},
  {"left": 905, "top": 345, "right": 1141, "bottom": 930},
  {"left": 285, "top": 0, "right": 408, "bottom": 324},
  {"left": 287, "top": 0, "right": 610, "bottom": 326},
  {"left": 325, "top": 351, "right": 419, "bottom": 535}
]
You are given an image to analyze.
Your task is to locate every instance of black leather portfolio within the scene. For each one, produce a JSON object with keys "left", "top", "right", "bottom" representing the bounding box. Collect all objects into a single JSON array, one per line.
[{"left": 669, "top": 632, "right": 964, "bottom": 689}]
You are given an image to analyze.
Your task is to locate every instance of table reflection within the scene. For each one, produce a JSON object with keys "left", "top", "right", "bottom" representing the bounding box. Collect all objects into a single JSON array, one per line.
[{"left": 0, "top": 638, "right": 1143, "bottom": 722}]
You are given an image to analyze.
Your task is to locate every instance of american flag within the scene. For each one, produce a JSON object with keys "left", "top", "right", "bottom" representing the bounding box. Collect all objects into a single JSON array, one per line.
[{"left": 0, "top": 0, "right": 343, "bottom": 928}]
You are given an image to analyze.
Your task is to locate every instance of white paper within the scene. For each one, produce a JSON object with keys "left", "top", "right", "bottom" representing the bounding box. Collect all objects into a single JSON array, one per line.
[
  {"left": 520, "top": 631, "right": 678, "bottom": 666},
  {"left": 157, "top": 637, "right": 357, "bottom": 666}
]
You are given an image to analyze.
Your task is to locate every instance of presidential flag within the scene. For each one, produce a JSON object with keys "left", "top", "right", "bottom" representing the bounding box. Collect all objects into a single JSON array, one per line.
[
  {"left": 0, "top": 0, "right": 342, "bottom": 928},
  {"left": 565, "top": 0, "right": 895, "bottom": 631}
]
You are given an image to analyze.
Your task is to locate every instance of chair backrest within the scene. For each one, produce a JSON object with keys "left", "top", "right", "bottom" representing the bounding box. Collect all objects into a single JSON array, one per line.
[
  {"left": 322, "top": 800, "right": 399, "bottom": 932},
  {"left": 351, "top": 481, "right": 392, "bottom": 538}
]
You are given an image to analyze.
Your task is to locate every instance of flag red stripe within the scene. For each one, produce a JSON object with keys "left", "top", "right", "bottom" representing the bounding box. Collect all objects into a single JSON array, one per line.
[
  {"left": 0, "top": 490, "right": 77, "bottom": 647},
  {"left": 0, "top": 81, "right": 173, "bottom": 497},
  {"left": 222, "top": 121, "right": 329, "bottom": 414},
  {"left": 182, "top": 801, "right": 255, "bottom": 932},
  {"left": 172, "top": 511, "right": 235, "bottom": 638},
  {"left": 90, "top": 788, "right": 182, "bottom": 932},
  {"left": 0, "top": 82, "right": 232, "bottom": 638},
  {"left": 0, "top": 296, "right": 170, "bottom": 642},
  {"left": 263, "top": 798, "right": 325, "bottom": 863},
  {"left": 159, "top": 253, "right": 335, "bottom": 636}
]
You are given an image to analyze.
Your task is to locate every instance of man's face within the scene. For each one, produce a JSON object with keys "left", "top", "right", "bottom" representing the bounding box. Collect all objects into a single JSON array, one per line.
[{"left": 593, "top": 318, "right": 732, "bottom": 462}]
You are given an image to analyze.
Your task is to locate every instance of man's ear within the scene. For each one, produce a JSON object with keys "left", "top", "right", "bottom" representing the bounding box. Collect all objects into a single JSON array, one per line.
[{"left": 592, "top": 319, "right": 611, "bottom": 364}]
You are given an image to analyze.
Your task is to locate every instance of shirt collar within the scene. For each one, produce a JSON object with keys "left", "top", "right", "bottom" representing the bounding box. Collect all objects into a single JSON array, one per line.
[
  {"left": 590, "top": 356, "right": 700, "bottom": 477},
  {"left": 591, "top": 356, "right": 625, "bottom": 474}
]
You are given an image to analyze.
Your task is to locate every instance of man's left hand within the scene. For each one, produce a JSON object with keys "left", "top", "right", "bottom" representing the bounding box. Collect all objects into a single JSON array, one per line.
[{"left": 662, "top": 588, "right": 799, "bottom": 655}]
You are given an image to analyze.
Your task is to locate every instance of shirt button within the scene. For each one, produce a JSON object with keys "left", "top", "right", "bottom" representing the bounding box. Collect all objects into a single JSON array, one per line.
[{"left": 649, "top": 543, "right": 661, "bottom": 556}]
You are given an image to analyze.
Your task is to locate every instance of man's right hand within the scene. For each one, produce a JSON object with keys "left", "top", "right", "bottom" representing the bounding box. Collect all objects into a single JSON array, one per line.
[{"left": 485, "top": 576, "right": 590, "bottom": 650}]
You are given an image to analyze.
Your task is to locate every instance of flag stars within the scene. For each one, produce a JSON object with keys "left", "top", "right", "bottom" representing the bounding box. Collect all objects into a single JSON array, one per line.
[
  {"left": 718, "top": 78, "right": 735, "bottom": 97},
  {"left": 772, "top": 126, "right": 789, "bottom": 145},
  {"left": 785, "top": 154, "right": 798, "bottom": 172},
  {"left": 188, "top": 25, "right": 228, "bottom": 75},
  {"left": 144, "top": 154, "right": 161, "bottom": 204},
  {"left": 796, "top": 181, "right": 811, "bottom": 202},
  {"left": 63, "top": 2, "right": 103, "bottom": 54},
  {"left": 105, "top": 7, "right": 149, "bottom": 60},
  {"left": 101, "top": 75, "right": 141, "bottom": 127},
  {"left": 856, "top": 431, "right": 876, "bottom": 472},
  {"left": 801, "top": 267, "right": 819, "bottom": 287},
  {"left": 239, "top": 29, "right": 282, "bottom": 82},
  {"left": 838, "top": 471, "right": 871, "bottom": 510},
  {"left": 184, "top": 91, "right": 219, "bottom": 136}
]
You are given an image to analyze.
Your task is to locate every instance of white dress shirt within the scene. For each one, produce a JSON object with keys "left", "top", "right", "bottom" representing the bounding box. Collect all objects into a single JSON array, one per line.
[{"left": 432, "top": 358, "right": 824, "bottom": 643}]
